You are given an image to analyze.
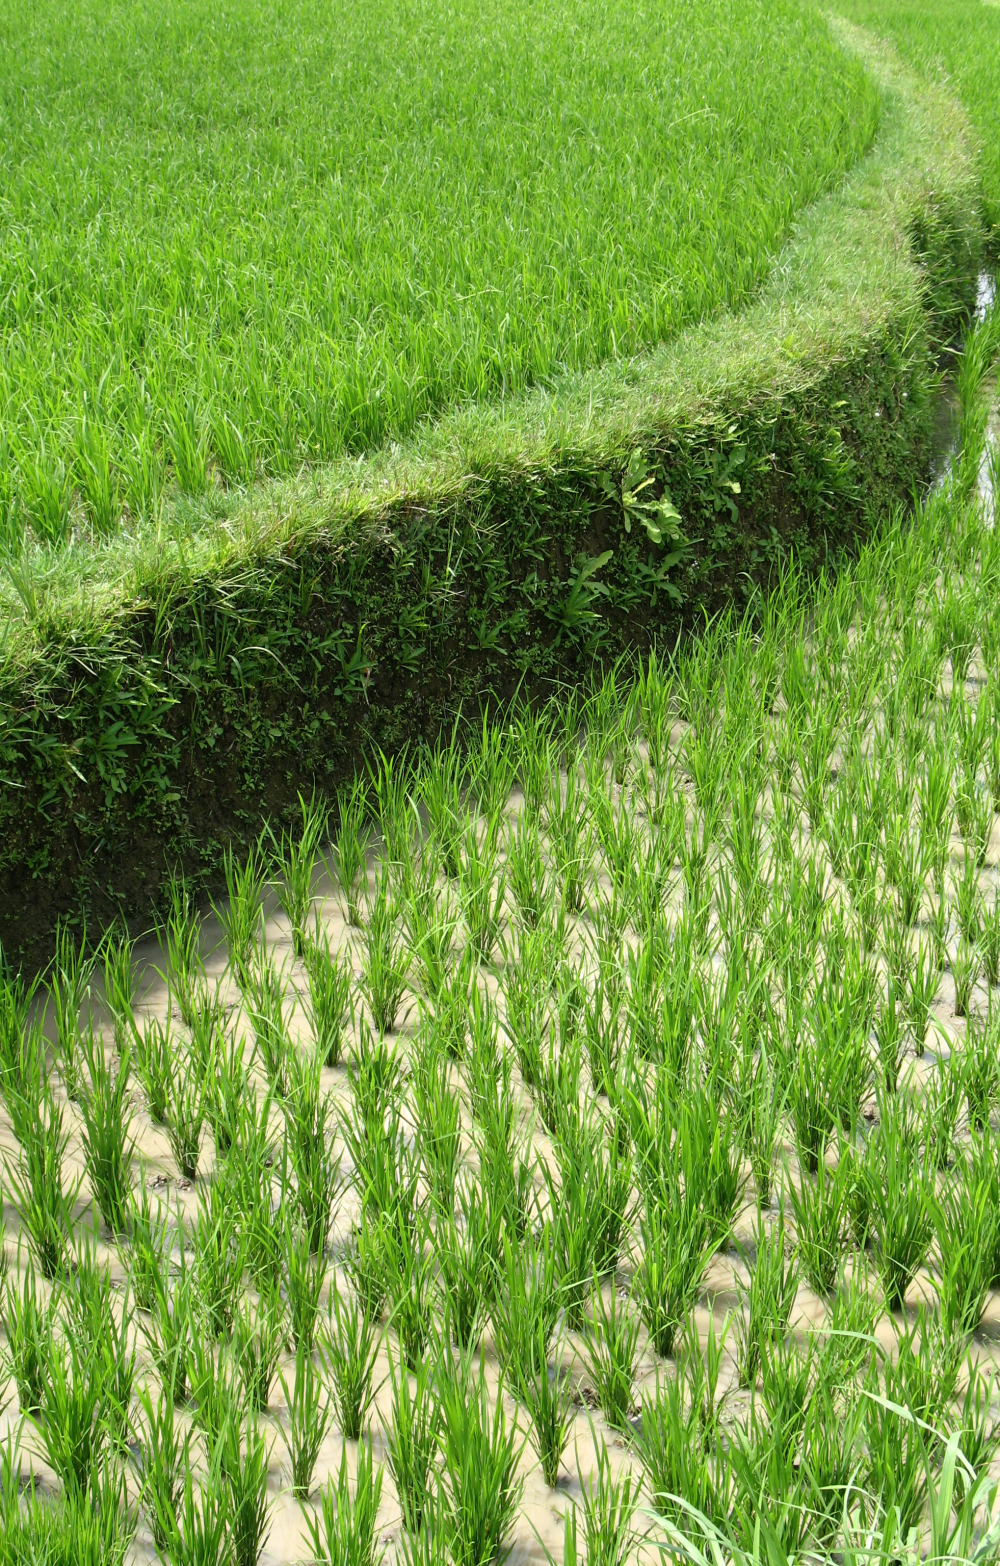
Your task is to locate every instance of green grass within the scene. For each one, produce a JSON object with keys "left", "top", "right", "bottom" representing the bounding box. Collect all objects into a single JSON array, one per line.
[
  {"left": 831, "top": 0, "right": 1000, "bottom": 246},
  {"left": 0, "top": 0, "right": 882, "bottom": 544}
]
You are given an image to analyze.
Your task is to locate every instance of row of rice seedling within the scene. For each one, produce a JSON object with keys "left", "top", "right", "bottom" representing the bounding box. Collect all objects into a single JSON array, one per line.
[{"left": 0, "top": 317, "right": 998, "bottom": 1562}]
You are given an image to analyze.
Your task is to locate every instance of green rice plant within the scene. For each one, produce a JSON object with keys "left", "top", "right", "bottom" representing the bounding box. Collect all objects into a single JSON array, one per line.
[
  {"left": 328, "top": 779, "right": 371, "bottom": 926},
  {"left": 3, "top": 1085, "right": 80, "bottom": 1279},
  {"left": 49, "top": 918, "right": 95, "bottom": 1101},
  {"left": 285, "top": 1045, "right": 341, "bottom": 1254},
  {"left": 283, "top": 1213, "right": 326, "bottom": 1351},
  {"left": 734, "top": 1206, "right": 799, "bottom": 1389},
  {"left": 157, "top": 871, "right": 206, "bottom": 1029},
  {"left": 922, "top": 1051, "right": 965, "bottom": 1172},
  {"left": 386, "top": 1216, "right": 437, "bottom": 1371},
  {"left": 78, "top": 1021, "right": 135, "bottom": 1233},
  {"left": 867, "top": 1103, "right": 935, "bottom": 1312},
  {"left": 981, "top": 885, "right": 1000, "bottom": 988},
  {"left": 102, "top": 925, "right": 137, "bottom": 1054},
  {"left": 144, "top": 1254, "right": 194, "bottom": 1405},
  {"left": 413, "top": 1040, "right": 462, "bottom": 1215},
  {"left": 279, "top": 1337, "right": 333, "bottom": 1499},
  {"left": 965, "top": 1002, "right": 1000, "bottom": 1131},
  {"left": 29, "top": 1307, "right": 121, "bottom": 1498},
  {"left": 907, "top": 938, "right": 940, "bottom": 1056},
  {"left": 787, "top": 1153, "right": 848, "bottom": 1297},
  {"left": 2, "top": 1260, "right": 54, "bottom": 1416},
  {"left": 303, "top": 919, "right": 354, "bottom": 1066},
  {"left": 632, "top": 1188, "right": 717, "bottom": 1358},
  {"left": 460, "top": 813, "right": 507, "bottom": 963},
  {"left": 514, "top": 1316, "right": 574, "bottom": 1488},
  {"left": 233, "top": 1277, "right": 286, "bottom": 1414},
  {"left": 244, "top": 947, "right": 292, "bottom": 1098},
  {"left": 268, "top": 793, "right": 328, "bottom": 957},
  {"left": 934, "top": 1161, "right": 999, "bottom": 1338},
  {"left": 344, "top": 1201, "right": 391, "bottom": 1323},
  {"left": 546, "top": 762, "right": 593, "bottom": 915},
  {"left": 121, "top": 1179, "right": 169, "bottom": 1311},
  {"left": 436, "top": 1346, "right": 524, "bottom": 1566},
  {"left": 360, "top": 866, "right": 411, "bottom": 1034},
  {"left": 507, "top": 810, "right": 553, "bottom": 932},
  {"left": 215, "top": 839, "right": 267, "bottom": 989},
  {"left": 874, "top": 979, "right": 906, "bottom": 1095},
  {"left": 304, "top": 1441, "right": 383, "bottom": 1566},
  {"left": 582, "top": 1278, "right": 641, "bottom": 1432},
  {"left": 155, "top": 1448, "right": 231, "bottom": 1566},
  {"left": 572, "top": 1437, "right": 641, "bottom": 1566},
  {"left": 883, "top": 810, "right": 928, "bottom": 927},
  {"left": 0, "top": 1446, "right": 135, "bottom": 1562},
  {"left": 136, "top": 1380, "right": 190, "bottom": 1552},
  {"left": 383, "top": 1349, "right": 442, "bottom": 1535},
  {"left": 192, "top": 1180, "right": 247, "bottom": 1340},
  {"left": 205, "top": 1026, "right": 252, "bottom": 1162},
  {"left": 434, "top": 1212, "right": 488, "bottom": 1351},
  {"left": 323, "top": 1272, "right": 382, "bottom": 1439},
  {"left": 953, "top": 851, "right": 985, "bottom": 946},
  {"left": 635, "top": 1371, "right": 726, "bottom": 1533},
  {"left": 189, "top": 1331, "right": 238, "bottom": 1444},
  {"left": 952, "top": 936, "right": 980, "bottom": 1018},
  {"left": 166, "top": 1045, "right": 207, "bottom": 1180},
  {"left": 215, "top": 1410, "right": 272, "bottom": 1566},
  {"left": 135, "top": 1009, "right": 173, "bottom": 1123},
  {"left": 952, "top": 1366, "right": 1000, "bottom": 1510}
]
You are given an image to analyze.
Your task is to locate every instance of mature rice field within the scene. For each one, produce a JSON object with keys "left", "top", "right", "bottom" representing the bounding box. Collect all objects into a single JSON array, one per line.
[
  {"left": 0, "top": 309, "right": 998, "bottom": 1563},
  {"left": 0, "top": 0, "right": 880, "bottom": 545}
]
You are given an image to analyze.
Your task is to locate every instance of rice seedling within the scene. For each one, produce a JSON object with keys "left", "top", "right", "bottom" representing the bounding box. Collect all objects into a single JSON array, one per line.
[
  {"left": 166, "top": 1044, "right": 207, "bottom": 1180},
  {"left": 192, "top": 1181, "right": 247, "bottom": 1341},
  {"left": 121, "top": 1179, "right": 170, "bottom": 1311},
  {"left": 383, "top": 1349, "right": 442, "bottom": 1535},
  {"left": 3, "top": 1084, "right": 80, "bottom": 1279},
  {"left": 135, "top": 1009, "right": 174, "bottom": 1123},
  {"left": 787, "top": 1154, "right": 848, "bottom": 1297},
  {"left": 244, "top": 947, "right": 292, "bottom": 1098},
  {"left": 734, "top": 1207, "right": 799, "bottom": 1388},
  {"left": 571, "top": 1438, "right": 641, "bottom": 1566},
  {"left": 0, "top": 1445, "right": 136, "bottom": 1562},
  {"left": 156, "top": 1449, "right": 232, "bottom": 1566},
  {"left": 304, "top": 920, "right": 354, "bottom": 1067},
  {"left": 304, "top": 1441, "right": 383, "bottom": 1566},
  {"left": 323, "top": 1273, "right": 382, "bottom": 1439},
  {"left": 78, "top": 1021, "right": 135, "bottom": 1233},
  {"left": 234, "top": 1278, "right": 286, "bottom": 1414},
  {"left": 280, "top": 1336, "right": 333, "bottom": 1499},
  {"left": 866, "top": 1104, "right": 935, "bottom": 1313},
  {"left": 460, "top": 813, "right": 507, "bottom": 964},
  {"left": 2, "top": 1260, "right": 53, "bottom": 1416},
  {"left": 157, "top": 871, "right": 206, "bottom": 1029},
  {"left": 952, "top": 936, "right": 980, "bottom": 1018},
  {"left": 328, "top": 779, "right": 372, "bottom": 926},
  {"left": 268, "top": 794, "right": 328, "bottom": 957},
  {"left": 102, "top": 925, "right": 137, "bottom": 1054},
  {"left": 437, "top": 1347, "right": 524, "bottom": 1566},
  {"left": 360, "top": 866, "right": 411, "bottom": 1035},
  {"left": 28, "top": 1307, "right": 120, "bottom": 1497},
  {"left": 635, "top": 1371, "right": 726, "bottom": 1534},
  {"left": 907, "top": 938, "right": 940, "bottom": 1056},
  {"left": 964, "top": 1002, "right": 1000, "bottom": 1131},
  {"left": 136, "top": 1380, "right": 190, "bottom": 1552},
  {"left": 934, "top": 1164, "right": 999, "bottom": 1337},
  {"left": 285, "top": 1046, "right": 341, "bottom": 1254},
  {"left": 215, "top": 839, "right": 267, "bottom": 990},
  {"left": 49, "top": 918, "right": 95, "bottom": 1101},
  {"left": 632, "top": 1189, "right": 718, "bottom": 1358},
  {"left": 144, "top": 1253, "right": 194, "bottom": 1405},
  {"left": 583, "top": 1279, "right": 641, "bottom": 1432}
]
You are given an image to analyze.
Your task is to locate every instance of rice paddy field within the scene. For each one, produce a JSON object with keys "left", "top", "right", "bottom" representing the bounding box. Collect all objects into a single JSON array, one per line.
[
  {"left": 831, "top": 0, "right": 1000, "bottom": 244},
  {"left": 0, "top": 304, "right": 999, "bottom": 1562},
  {"left": 0, "top": 0, "right": 883, "bottom": 544}
]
